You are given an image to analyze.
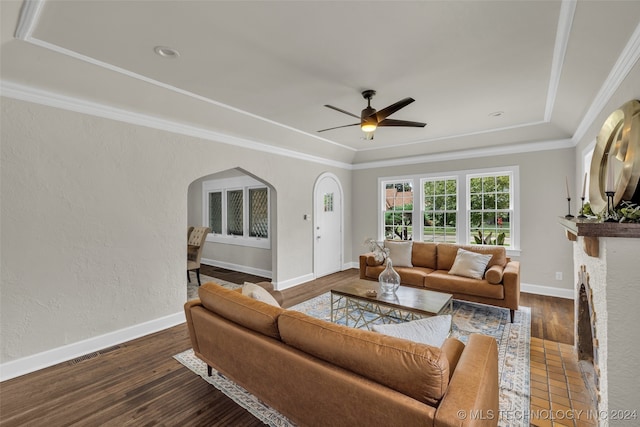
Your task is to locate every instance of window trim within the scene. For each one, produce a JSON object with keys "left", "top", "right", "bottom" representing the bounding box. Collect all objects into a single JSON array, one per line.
[
  {"left": 378, "top": 166, "right": 520, "bottom": 256},
  {"left": 202, "top": 176, "right": 271, "bottom": 249}
]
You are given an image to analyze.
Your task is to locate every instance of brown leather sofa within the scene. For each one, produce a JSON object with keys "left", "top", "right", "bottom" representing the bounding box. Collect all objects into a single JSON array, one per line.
[
  {"left": 360, "top": 242, "right": 520, "bottom": 322},
  {"left": 185, "top": 282, "right": 499, "bottom": 427}
]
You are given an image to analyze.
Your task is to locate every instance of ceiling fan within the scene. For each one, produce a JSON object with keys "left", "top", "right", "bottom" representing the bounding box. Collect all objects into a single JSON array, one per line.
[{"left": 318, "top": 90, "right": 426, "bottom": 140}]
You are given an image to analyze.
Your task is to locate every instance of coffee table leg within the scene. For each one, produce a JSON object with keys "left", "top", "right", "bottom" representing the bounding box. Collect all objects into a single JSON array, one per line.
[{"left": 331, "top": 292, "right": 335, "bottom": 323}]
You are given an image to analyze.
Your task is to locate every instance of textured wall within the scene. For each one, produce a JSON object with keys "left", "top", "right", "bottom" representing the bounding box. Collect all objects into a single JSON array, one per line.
[{"left": 0, "top": 97, "right": 352, "bottom": 363}]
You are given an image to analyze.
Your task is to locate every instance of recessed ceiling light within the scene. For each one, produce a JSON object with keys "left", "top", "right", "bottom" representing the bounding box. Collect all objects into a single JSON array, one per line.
[
  {"left": 154, "top": 46, "right": 180, "bottom": 58},
  {"left": 488, "top": 111, "right": 504, "bottom": 117}
]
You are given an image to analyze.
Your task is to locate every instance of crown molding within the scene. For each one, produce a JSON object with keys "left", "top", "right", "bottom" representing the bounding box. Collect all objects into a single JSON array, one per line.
[
  {"left": 0, "top": 80, "right": 353, "bottom": 170},
  {"left": 545, "top": 0, "right": 577, "bottom": 122},
  {"left": 14, "top": 0, "right": 44, "bottom": 39},
  {"left": 572, "top": 20, "right": 640, "bottom": 144}
]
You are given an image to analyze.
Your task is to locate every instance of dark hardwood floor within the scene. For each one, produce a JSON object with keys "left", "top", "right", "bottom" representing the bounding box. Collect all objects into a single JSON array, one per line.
[{"left": 0, "top": 268, "right": 574, "bottom": 426}]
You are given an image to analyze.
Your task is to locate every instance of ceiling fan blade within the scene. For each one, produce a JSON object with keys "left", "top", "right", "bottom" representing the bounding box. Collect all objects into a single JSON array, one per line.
[
  {"left": 377, "top": 118, "right": 426, "bottom": 128},
  {"left": 374, "top": 98, "right": 415, "bottom": 122},
  {"left": 324, "top": 105, "right": 360, "bottom": 119},
  {"left": 317, "top": 123, "right": 360, "bottom": 132}
]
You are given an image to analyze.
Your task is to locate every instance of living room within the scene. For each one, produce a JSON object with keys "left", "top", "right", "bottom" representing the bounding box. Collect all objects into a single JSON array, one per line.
[{"left": 2, "top": 1, "right": 640, "bottom": 425}]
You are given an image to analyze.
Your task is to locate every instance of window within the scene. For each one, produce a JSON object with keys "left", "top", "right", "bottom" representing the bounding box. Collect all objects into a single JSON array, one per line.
[
  {"left": 208, "top": 192, "right": 222, "bottom": 234},
  {"left": 249, "top": 188, "right": 268, "bottom": 238},
  {"left": 226, "top": 189, "right": 244, "bottom": 236},
  {"left": 422, "top": 177, "right": 457, "bottom": 243},
  {"left": 379, "top": 166, "right": 519, "bottom": 254},
  {"left": 384, "top": 181, "right": 413, "bottom": 240},
  {"left": 203, "top": 176, "right": 270, "bottom": 249},
  {"left": 468, "top": 173, "right": 512, "bottom": 246}
]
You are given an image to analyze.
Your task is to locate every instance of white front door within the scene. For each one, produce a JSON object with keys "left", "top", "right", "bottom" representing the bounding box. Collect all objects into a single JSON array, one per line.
[{"left": 314, "top": 173, "right": 343, "bottom": 278}]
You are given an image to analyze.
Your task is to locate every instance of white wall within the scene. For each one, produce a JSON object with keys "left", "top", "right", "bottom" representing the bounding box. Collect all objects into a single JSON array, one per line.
[
  {"left": 351, "top": 148, "right": 576, "bottom": 294},
  {"left": 0, "top": 96, "right": 352, "bottom": 369}
]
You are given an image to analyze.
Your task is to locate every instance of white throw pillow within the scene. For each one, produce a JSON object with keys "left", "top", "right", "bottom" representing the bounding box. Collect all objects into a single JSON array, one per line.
[
  {"left": 448, "top": 248, "right": 492, "bottom": 280},
  {"left": 384, "top": 240, "right": 413, "bottom": 267},
  {"left": 373, "top": 315, "right": 452, "bottom": 347},
  {"left": 242, "top": 282, "right": 280, "bottom": 307}
]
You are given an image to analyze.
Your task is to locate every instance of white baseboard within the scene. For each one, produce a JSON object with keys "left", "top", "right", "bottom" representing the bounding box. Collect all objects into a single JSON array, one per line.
[
  {"left": 0, "top": 311, "right": 185, "bottom": 382},
  {"left": 521, "top": 282, "right": 574, "bottom": 299},
  {"left": 344, "top": 261, "right": 359, "bottom": 270},
  {"left": 275, "top": 273, "right": 315, "bottom": 290},
  {"left": 201, "top": 258, "right": 272, "bottom": 279}
]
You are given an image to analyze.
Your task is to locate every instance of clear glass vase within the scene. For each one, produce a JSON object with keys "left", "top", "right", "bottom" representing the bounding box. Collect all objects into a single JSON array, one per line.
[{"left": 379, "top": 258, "right": 401, "bottom": 295}]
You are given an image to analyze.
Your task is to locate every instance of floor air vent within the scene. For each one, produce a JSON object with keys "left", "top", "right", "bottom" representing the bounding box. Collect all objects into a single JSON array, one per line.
[{"left": 68, "top": 345, "right": 122, "bottom": 365}]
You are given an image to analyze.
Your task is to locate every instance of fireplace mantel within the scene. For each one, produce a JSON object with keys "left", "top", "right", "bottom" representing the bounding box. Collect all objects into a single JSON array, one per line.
[{"left": 558, "top": 217, "right": 640, "bottom": 257}]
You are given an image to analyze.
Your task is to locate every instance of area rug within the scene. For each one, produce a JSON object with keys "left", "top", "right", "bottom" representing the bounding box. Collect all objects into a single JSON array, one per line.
[{"left": 176, "top": 292, "right": 530, "bottom": 427}]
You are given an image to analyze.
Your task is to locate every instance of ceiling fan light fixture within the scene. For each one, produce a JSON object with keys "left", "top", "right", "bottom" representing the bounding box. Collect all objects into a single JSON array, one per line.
[{"left": 361, "top": 122, "right": 377, "bottom": 133}]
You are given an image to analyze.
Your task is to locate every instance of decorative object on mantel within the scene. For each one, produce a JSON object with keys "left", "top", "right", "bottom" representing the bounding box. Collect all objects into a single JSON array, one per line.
[
  {"left": 588, "top": 99, "right": 640, "bottom": 214},
  {"left": 617, "top": 201, "right": 640, "bottom": 222},
  {"left": 578, "top": 173, "right": 588, "bottom": 219},
  {"left": 604, "top": 191, "right": 618, "bottom": 222},
  {"left": 565, "top": 176, "right": 574, "bottom": 218}
]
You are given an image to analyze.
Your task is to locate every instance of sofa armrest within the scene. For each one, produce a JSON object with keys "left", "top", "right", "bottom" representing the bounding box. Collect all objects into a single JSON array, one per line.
[
  {"left": 184, "top": 299, "right": 203, "bottom": 353},
  {"left": 359, "top": 252, "right": 383, "bottom": 279},
  {"left": 502, "top": 260, "right": 520, "bottom": 313},
  {"left": 435, "top": 334, "right": 499, "bottom": 427}
]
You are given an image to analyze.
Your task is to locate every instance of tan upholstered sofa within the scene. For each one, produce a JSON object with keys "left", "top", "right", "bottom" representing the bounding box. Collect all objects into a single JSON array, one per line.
[
  {"left": 185, "top": 282, "right": 499, "bottom": 427},
  {"left": 360, "top": 242, "right": 520, "bottom": 322}
]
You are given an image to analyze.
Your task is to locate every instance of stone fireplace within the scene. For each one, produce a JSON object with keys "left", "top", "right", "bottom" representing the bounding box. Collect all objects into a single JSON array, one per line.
[{"left": 560, "top": 217, "right": 640, "bottom": 425}]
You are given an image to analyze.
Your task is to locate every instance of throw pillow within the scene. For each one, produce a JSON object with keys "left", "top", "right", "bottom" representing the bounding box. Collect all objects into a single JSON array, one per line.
[
  {"left": 448, "top": 248, "right": 492, "bottom": 280},
  {"left": 242, "top": 282, "right": 281, "bottom": 307},
  {"left": 484, "top": 264, "right": 504, "bottom": 284},
  {"left": 372, "top": 315, "right": 452, "bottom": 347},
  {"left": 384, "top": 240, "right": 413, "bottom": 267}
]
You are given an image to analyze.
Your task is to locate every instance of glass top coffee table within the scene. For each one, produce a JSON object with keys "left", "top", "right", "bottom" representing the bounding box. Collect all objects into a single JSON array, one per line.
[{"left": 330, "top": 279, "right": 453, "bottom": 330}]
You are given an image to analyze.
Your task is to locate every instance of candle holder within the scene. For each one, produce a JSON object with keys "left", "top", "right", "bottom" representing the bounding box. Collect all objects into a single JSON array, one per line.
[
  {"left": 577, "top": 197, "right": 587, "bottom": 219},
  {"left": 565, "top": 197, "right": 574, "bottom": 218},
  {"left": 604, "top": 191, "right": 617, "bottom": 222}
]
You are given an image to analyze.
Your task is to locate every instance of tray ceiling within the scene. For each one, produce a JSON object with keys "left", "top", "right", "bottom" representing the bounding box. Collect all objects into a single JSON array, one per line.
[{"left": 2, "top": 0, "right": 640, "bottom": 165}]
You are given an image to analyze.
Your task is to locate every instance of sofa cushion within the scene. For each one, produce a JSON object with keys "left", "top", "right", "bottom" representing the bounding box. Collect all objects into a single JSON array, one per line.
[
  {"left": 425, "top": 271, "right": 505, "bottom": 299},
  {"left": 436, "top": 243, "right": 507, "bottom": 271},
  {"left": 448, "top": 248, "right": 492, "bottom": 280},
  {"left": 243, "top": 282, "right": 281, "bottom": 307},
  {"left": 278, "top": 310, "right": 450, "bottom": 405},
  {"left": 365, "top": 265, "right": 432, "bottom": 287},
  {"left": 373, "top": 315, "right": 452, "bottom": 347},
  {"left": 199, "top": 282, "right": 284, "bottom": 340},
  {"left": 395, "top": 266, "right": 433, "bottom": 287},
  {"left": 484, "top": 264, "right": 505, "bottom": 284},
  {"left": 385, "top": 240, "right": 413, "bottom": 267},
  {"left": 411, "top": 242, "right": 438, "bottom": 269}
]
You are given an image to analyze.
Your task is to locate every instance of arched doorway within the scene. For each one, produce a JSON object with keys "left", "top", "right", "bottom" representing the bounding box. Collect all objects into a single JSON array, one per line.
[{"left": 186, "top": 168, "right": 276, "bottom": 298}]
